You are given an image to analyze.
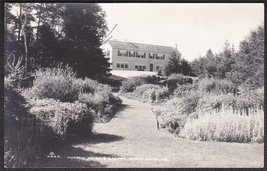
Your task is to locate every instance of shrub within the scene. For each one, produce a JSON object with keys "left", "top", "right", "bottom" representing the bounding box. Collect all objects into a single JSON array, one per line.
[
  {"left": 173, "top": 83, "right": 198, "bottom": 97},
  {"left": 31, "top": 65, "right": 80, "bottom": 102},
  {"left": 78, "top": 92, "right": 121, "bottom": 122},
  {"left": 128, "top": 84, "right": 169, "bottom": 103},
  {"left": 4, "top": 85, "right": 59, "bottom": 168},
  {"left": 166, "top": 74, "right": 194, "bottom": 92},
  {"left": 133, "top": 84, "right": 161, "bottom": 98},
  {"left": 198, "top": 77, "right": 236, "bottom": 94},
  {"left": 180, "top": 107, "right": 264, "bottom": 143},
  {"left": 119, "top": 77, "right": 147, "bottom": 93},
  {"left": 27, "top": 98, "right": 94, "bottom": 139},
  {"left": 152, "top": 91, "right": 200, "bottom": 133}
]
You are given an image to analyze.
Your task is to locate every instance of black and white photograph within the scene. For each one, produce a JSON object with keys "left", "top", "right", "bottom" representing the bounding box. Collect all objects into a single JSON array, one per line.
[{"left": 3, "top": 2, "right": 264, "bottom": 168}]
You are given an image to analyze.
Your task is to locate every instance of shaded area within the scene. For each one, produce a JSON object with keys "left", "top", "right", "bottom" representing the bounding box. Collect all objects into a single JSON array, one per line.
[
  {"left": 115, "top": 104, "right": 130, "bottom": 113},
  {"left": 75, "top": 133, "right": 125, "bottom": 145},
  {"left": 36, "top": 133, "right": 124, "bottom": 168}
]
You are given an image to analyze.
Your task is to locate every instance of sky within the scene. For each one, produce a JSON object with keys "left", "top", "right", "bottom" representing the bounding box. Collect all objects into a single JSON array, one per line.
[{"left": 99, "top": 3, "right": 264, "bottom": 61}]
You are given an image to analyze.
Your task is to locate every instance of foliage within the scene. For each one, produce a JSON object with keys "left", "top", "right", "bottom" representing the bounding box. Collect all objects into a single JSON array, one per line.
[
  {"left": 197, "top": 77, "right": 236, "bottom": 94},
  {"left": 134, "top": 84, "right": 169, "bottom": 103},
  {"left": 4, "top": 85, "right": 59, "bottom": 168},
  {"left": 167, "top": 73, "right": 194, "bottom": 92},
  {"left": 180, "top": 107, "right": 264, "bottom": 143},
  {"left": 4, "top": 3, "right": 110, "bottom": 80},
  {"left": 27, "top": 98, "right": 94, "bottom": 139},
  {"left": 119, "top": 77, "right": 147, "bottom": 93},
  {"left": 152, "top": 76, "right": 264, "bottom": 143},
  {"left": 78, "top": 92, "right": 122, "bottom": 122},
  {"left": 163, "top": 51, "right": 182, "bottom": 77},
  {"left": 173, "top": 83, "right": 198, "bottom": 97},
  {"left": 23, "top": 65, "right": 122, "bottom": 122},
  {"left": 190, "top": 25, "right": 263, "bottom": 91},
  {"left": 228, "top": 25, "right": 264, "bottom": 89},
  {"left": 30, "top": 65, "right": 80, "bottom": 102},
  {"left": 152, "top": 91, "right": 200, "bottom": 133}
]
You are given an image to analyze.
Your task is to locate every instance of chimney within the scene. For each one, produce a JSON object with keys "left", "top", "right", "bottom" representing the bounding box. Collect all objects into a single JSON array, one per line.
[{"left": 175, "top": 44, "right": 178, "bottom": 50}]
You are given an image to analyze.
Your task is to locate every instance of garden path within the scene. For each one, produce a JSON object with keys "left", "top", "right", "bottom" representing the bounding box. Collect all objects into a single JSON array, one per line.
[{"left": 41, "top": 96, "right": 263, "bottom": 168}]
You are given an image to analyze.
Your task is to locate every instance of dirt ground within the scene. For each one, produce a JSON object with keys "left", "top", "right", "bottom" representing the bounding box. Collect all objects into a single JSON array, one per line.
[{"left": 39, "top": 96, "right": 264, "bottom": 168}]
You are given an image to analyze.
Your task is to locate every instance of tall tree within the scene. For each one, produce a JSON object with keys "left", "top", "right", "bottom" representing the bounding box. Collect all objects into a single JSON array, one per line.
[
  {"left": 229, "top": 25, "right": 264, "bottom": 89},
  {"left": 59, "top": 3, "right": 110, "bottom": 79},
  {"left": 163, "top": 50, "right": 182, "bottom": 77}
]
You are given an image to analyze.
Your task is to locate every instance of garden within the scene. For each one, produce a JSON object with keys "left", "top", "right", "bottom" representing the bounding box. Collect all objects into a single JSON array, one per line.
[{"left": 4, "top": 63, "right": 122, "bottom": 167}]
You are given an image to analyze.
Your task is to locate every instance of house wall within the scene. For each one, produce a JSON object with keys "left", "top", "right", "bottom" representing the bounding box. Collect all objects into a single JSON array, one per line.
[{"left": 106, "top": 48, "right": 171, "bottom": 72}]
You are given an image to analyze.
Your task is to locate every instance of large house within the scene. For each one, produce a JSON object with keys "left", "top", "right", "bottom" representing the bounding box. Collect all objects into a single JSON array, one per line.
[{"left": 102, "top": 40, "right": 181, "bottom": 72}]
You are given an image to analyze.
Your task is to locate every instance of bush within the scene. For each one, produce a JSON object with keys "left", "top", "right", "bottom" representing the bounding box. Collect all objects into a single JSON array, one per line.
[
  {"left": 28, "top": 98, "right": 94, "bottom": 139},
  {"left": 152, "top": 91, "right": 200, "bottom": 133},
  {"left": 166, "top": 74, "right": 194, "bottom": 92},
  {"left": 4, "top": 85, "right": 59, "bottom": 168},
  {"left": 78, "top": 92, "right": 122, "bottom": 122},
  {"left": 126, "top": 84, "right": 169, "bottom": 103},
  {"left": 180, "top": 107, "right": 264, "bottom": 143},
  {"left": 119, "top": 77, "right": 147, "bottom": 93},
  {"left": 24, "top": 66, "right": 122, "bottom": 123},
  {"left": 173, "top": 83, "right": 198, "bottom": 97},
  {"left": 198, "top": 77, "right": 236, "bottom": 94},
  {"left": 31, "top": 66, "right": 80, "bottom": 102}
]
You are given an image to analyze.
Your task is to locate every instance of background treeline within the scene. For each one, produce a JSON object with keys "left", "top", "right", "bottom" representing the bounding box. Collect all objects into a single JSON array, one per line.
[
  {"left": 4, "top": 3, "right": 110, "bottom": 80},
  {"left": 163, "top": 24, "right": 264, "bottom": 90},
  {"left": 190, "top": 25, "right": 264, "bottom": 90}
]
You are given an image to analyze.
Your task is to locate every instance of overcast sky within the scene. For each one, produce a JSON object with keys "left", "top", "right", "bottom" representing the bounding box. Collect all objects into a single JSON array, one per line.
[{"left": 100, "top": 3, "right": 264, "bottom": 61}]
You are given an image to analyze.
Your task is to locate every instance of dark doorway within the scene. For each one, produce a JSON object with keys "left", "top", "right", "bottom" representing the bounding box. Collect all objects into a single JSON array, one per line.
[{"left": 150, "top": 63, "right": 153, "bottom": 71}]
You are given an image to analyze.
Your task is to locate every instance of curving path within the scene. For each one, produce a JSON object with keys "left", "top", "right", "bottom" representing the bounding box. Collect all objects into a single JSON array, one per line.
[{"left": 40, "top": 96, "right": 264, "bottom": 168}]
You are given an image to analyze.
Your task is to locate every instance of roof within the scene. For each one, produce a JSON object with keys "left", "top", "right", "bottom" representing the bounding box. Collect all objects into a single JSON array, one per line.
[{"left": 108, "top": 40, "right": 176, "bottom": 55}]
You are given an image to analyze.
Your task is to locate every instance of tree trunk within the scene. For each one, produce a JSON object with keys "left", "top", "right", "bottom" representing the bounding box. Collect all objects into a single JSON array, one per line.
[
  {"left": 18, "top": 4, "right": 22, "bottom": 42},
  {"left": 21, "top": 12, "right": 28, "bottom": 77}
]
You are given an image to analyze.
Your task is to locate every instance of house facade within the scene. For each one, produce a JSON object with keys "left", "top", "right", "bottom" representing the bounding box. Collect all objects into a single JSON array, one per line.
[{"left": 102, "top": 40, "right": 180, "bottom": 72}]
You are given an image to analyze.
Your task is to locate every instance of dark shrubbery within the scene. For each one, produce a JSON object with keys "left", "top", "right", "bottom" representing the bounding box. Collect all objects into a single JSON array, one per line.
[
  {"left": 167, "top": 73, "right": 194, "bottom": 91},
  {"left": 4, "top": 82, "right": 60, "bottom": 168}
]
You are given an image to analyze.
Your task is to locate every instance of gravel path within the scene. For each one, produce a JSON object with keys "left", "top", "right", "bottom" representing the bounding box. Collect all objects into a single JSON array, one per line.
[{"left": 41, "top": 96, "right": 264, "bottom": 168}]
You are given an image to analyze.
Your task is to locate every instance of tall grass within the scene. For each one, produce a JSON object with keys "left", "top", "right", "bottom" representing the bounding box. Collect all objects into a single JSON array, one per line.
[{"left": 179, "top": 106, "right": 264, "bottom": 143}]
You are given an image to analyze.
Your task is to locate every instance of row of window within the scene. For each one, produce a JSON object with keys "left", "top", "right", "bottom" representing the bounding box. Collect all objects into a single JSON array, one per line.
[
  {"left": 135, "top": 65, "right": 146, "bottom": 70},
  {"left": 117, "top": 50, "right": 165, "bottom": 60},
  {"left": 116, "top": 62, "right": 128, "bottom": 68}
]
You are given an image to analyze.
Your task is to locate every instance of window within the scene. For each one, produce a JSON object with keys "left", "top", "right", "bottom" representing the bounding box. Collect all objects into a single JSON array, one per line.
[
  {"left": 149, "top": 53, "right": 153, "bottom": 59},
  {"left": 156, "top": 66, "right": 160, "bottom": 70},
  {"left": 143, "top": 66, "right": 146, "bottom": 70},
  {"left": 121, "top": 63, "right": 124, "bottom": 68},
  {"left": 117, "top": 63, "right": 120, "bottom": 68},
  {"left": 118, "top": 50, "right": 122, "bottom": 56},
  {"left": 135, "top": 65, "right": 138, "bottom": 69},
  {"left": 125, "top": 64, "right": 128, "bottom": 68},
  {"left": 156, "top": 54, "right": 159, "bottom": 59},
  {"left": 162, "top": 54, "right": 165, "bottom": 60}
]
